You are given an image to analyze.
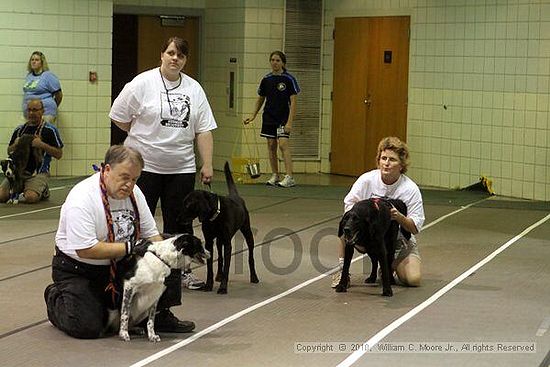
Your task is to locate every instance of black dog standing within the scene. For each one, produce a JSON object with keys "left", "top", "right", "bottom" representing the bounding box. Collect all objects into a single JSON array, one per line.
[
  {"left": 335, "top": 198, "right": 410, "bottom": 297},
  {"left": 179, "top": 161, "right": 259, "bottom": 294}
]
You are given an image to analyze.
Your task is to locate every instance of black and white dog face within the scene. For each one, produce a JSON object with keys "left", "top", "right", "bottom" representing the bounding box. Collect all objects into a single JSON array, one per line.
[
  {"left": 113, "top": 234, "right": 210, "bottom": 342},
  {"left": 172, "top": 233, "right": 210, "bottom": 267},
  {"left": 1, "top": 158, "right": 15, "bottom": 179}
]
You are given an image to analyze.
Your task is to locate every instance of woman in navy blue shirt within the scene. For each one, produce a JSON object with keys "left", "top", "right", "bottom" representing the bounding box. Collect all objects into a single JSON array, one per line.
[{"left": 244, "top": 51, "right": 300, "bottom": 187}]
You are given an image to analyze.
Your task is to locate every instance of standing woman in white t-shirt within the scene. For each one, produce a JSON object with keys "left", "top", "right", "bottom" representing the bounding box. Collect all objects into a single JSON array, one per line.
[
  {"left": 109, "top": 37, "right": 217, "bottom": 332},
  {"left": 331, "top": 136, "right": 425, "bottom": 289}
]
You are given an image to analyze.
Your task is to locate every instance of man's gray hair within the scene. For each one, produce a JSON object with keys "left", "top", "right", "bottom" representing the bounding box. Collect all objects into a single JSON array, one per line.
[{"left": 104, "top": 145, "right": 144, "bottom": 170}]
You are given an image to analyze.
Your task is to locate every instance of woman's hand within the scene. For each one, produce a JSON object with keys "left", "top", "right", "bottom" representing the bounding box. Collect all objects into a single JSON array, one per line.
[{"left": 200, "top": 164, "right": 213, "bottom": 184}]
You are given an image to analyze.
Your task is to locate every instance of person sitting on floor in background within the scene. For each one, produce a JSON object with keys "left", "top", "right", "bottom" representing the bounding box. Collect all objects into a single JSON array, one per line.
[{"left": 0, "top": 99, "right": 63, "bottom": 204}]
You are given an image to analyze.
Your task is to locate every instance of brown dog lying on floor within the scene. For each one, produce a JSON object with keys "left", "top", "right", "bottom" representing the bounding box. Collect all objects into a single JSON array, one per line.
[
  {"left": 179, "top": 161, "right": 259, "bottom": 294},
  {"left": 335, "top": 197, "right": 410, "bottom": 297}
]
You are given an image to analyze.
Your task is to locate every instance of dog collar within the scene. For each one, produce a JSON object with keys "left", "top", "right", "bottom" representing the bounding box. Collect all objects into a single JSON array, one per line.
[
  {"left": 147, "top": 249, "right": 171, "bottom": 268},
  {"left": 209, "top": 197, "right": 221, "bottom": 221}
]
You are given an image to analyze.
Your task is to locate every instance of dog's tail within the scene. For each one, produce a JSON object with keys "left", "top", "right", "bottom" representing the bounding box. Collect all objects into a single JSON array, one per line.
[{"left": 224, "top": 161, "right": 239, "bottom": 197}]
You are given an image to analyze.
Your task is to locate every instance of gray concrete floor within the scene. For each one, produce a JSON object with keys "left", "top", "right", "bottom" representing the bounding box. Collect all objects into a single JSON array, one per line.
[{"left": 0, "top": 172, "right": 549, "bottom": 367}]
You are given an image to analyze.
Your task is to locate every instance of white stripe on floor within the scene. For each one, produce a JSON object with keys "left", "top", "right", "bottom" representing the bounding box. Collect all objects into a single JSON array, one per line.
[
  {"left": 129, "top": 197, "right": 488, "bottom": 367},
  {"left": 0, "top": 206, "right": 61, "bottom": 219},
  {"left": 0, "top": 185, "right": 71, "bottom": 220},
  {"left": 336, "top": 212, "right": 550, "bottom": 367}
]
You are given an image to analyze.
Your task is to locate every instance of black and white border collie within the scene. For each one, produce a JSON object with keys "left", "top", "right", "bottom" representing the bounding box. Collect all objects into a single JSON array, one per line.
[{"left": 107, "top": 234, "right": 209, "bottom": 342}]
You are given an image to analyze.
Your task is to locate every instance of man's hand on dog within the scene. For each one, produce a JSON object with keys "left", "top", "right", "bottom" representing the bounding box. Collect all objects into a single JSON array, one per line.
[{"left": 126, "top": 238, "right": 152, "bottom": 257}]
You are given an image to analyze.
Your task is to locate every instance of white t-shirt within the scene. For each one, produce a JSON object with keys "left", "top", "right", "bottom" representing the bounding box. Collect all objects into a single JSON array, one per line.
[
  {"left": 55, "top": 173, "right": 160, "bottom": 265},
  {"left": 343, "top": 169, "right": 425, "bottom": 242},
  {"left": 109, "top": 67, "right": 217, "bottom": 174}
]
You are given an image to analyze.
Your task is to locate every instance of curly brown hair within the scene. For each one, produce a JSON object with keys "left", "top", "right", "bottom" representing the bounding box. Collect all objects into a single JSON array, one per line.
[{"left": 376, "top": 136, "right": 410, "bottom": 173}]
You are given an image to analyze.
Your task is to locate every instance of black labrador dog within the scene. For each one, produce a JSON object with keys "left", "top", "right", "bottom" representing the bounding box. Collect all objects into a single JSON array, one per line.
[
  {"left": 335, "top": 197, "right": 410, "bottom": 297},
  {"left": 179, "top": 161, "right": 259, "bottom": 294}
]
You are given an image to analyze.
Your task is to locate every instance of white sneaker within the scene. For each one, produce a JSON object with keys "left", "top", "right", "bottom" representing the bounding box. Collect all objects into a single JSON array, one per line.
[
  {"left": 182, "top": 271, "right": 205, "bottom": 290},
  {"left": 331, "top": 269, "right": 351, "bottom": 288},
  {"left": 278, "top": 175, "right": 296, "bottom": 188},
  {"left": 266, "top": 173, "right": 280, "bottom": 186}
]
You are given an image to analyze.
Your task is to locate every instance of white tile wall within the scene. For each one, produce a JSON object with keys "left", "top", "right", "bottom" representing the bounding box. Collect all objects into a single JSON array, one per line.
[
  {"left": 323, "top": 0, "right": 550, "bottom": 200},
  {"left": 205, "top": 0, "right": 286, "bottom": 174},
  {"left": 0, "top": 0, "right": 113, "bottom": 177},
  {"left": 1, "top": 0, "right": 548, "bottom": 199}
]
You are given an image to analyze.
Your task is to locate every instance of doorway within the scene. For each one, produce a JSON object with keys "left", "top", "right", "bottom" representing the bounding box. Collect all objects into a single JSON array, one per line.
[
  {"left": 110, "top": 14, "right": 200, "bottom": 145},
  {"left": 330, "top": 16, "right": 410, "bottom": 176}
]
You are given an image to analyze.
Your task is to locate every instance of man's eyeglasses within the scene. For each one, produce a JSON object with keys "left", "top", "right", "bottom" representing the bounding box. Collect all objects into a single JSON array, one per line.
[{"left": 27, "top": 108, "right": 43, "bottom": 112}]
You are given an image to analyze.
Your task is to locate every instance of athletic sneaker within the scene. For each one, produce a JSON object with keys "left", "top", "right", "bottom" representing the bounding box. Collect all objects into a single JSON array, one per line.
[
  {"left": 331, "top": 270, "right": 351, "bottom": 288},
  {"left": 278, "top": 175, "right": 296, "bottom": 188},
  {"left": 266, "top": 173, "right": 280, "bottom": 186},
  {"left": 182, "top": 271, "right": 205, "bottom": 290}
]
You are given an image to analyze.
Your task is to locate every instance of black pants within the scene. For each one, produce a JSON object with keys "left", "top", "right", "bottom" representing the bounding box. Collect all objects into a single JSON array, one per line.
[
  {"left": 136, "top": 171, "right": 196, "bottom": 309},
  {"left": 45, "top": 251, "right": 111, "bottom": 339}
]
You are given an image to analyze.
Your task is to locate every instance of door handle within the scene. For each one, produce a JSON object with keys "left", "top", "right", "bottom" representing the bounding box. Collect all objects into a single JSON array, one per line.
[{"left": 364, "top": 94, "right": 372, "bottom": 107}]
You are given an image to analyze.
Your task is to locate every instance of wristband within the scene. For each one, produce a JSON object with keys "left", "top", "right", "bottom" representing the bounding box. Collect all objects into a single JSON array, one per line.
[{"left": 125, "top": 241, "right": 132, "bottom": 255}]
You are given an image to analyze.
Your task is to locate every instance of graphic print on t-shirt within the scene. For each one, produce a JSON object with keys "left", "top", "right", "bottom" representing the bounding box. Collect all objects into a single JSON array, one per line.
[
  {"left": 24, "top": 79, "right": 40, "bottom": 90},
  {"left": 160, "top": 92, "right": 191, "bottom": 128},
  {"left": 112, "top": 208, "right": 136, "bottom": 242}
]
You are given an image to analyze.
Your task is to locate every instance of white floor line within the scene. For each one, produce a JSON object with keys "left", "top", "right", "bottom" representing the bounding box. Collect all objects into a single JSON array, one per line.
[
  {"left": 0, "top": 205, "right": 61, "bottom": 219},
  {"left": 336, "top": 212, "right": 550, "bottom": 367},
  {"left": 0, "top": 185, "right": 71, "bottom": 220},
  {"left": 130, "top": 197, "right": 488, "bottom": 367},
  {"left": 49, "top": 185, "right": 71, "bottom": 191}
]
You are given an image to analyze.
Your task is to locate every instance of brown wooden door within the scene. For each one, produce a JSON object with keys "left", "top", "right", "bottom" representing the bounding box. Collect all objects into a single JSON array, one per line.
[
  {"left": 331, "top": 16, "right": 410, "bottom": 176},
  {"left": 137, "top": 16, "right": 200, "bottom": 78}
]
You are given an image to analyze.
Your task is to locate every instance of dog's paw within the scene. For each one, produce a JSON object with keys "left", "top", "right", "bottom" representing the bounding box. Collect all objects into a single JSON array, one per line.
[
  {"left": 335, "top": 284, "right": 348, "bottom": 293},
  {"left": 217, "top": 287, "right": 228, "bottom": 295},
  {"left": 119, "top": 331, "right": 131, "bottom": 342},
  {"left": 148, "top": 334, "right": 161, "bottom": 343},
  {"left": 250, "top": 274, "right": 259, "bottom": 283},
  {"left": 202, "top": 284, "right": 213, "bottom": 292},
  {"left": 382, "top": 288, "right": 393, "bottom": 297}
]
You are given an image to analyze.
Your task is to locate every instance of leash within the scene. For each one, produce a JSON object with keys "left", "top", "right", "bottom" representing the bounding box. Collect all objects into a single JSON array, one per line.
[
  {"left": 201, "top": 182, "right": 220, "bottom": 221},
  {"left": 99, "top": 166, "right": 141, "bottom": 305},
  {"left": 147, "top": 249, "right": 172, "bottom": 269}
]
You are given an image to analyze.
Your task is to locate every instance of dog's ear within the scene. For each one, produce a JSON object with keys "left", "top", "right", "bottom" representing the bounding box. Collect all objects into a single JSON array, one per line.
[
  {"left": 338, "top": 211, "right": 352, "bottom": 237},
  {"left": 197, "top": 192, "right": 216, "bottom": 223},
  {"left": 390, "top": 199, "right": 407, "bottom": 216}
]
